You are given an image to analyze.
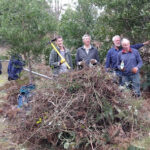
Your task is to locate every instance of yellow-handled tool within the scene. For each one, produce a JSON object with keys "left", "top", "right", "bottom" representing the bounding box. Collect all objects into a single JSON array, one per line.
[{"left": 50, "top": 41, "right": 71, "bottom": 69}]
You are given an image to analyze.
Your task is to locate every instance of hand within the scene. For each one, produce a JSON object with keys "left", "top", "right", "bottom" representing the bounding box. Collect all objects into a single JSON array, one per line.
[
  {"left": 121, "top": 68, "right": 125, "bottom": 71},
  {"left": 79, "top": 60, "right": 86, "bottom": 66},
  {"left": 90, "top": 59, "right": 97, "bottom": 65},
  {"left": 143, "top": 40, "right": 150, "bottom": 45},
  {"left": 132, "top": 67, "right": 138, "bottom": 74},
  {"left": 0, "top": 70, "right": 2, "bottom": 75},
  {"left": 60, "top": 58, "right": 65, "bottom": 64}
]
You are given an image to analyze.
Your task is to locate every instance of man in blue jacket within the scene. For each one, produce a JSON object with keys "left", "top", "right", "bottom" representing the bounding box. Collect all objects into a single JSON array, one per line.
[
  {"left": 76, "top": 34, "right": 100, "bottom": 69},
  {"left": 105, "top": 35, "right": 149, "bottom": 85},
  {"left": 117, "top": 38, "right": 143, "bottom": 97}
]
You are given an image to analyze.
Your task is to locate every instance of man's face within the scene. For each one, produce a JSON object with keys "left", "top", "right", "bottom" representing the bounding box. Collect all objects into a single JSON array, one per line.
[
  {"left": 122, "top": 42, "right": 130, "bottom": 51},
  {"left": 56, "top": 38, "right": 63, "bottom": 48},
  {"left": 113, "top": 37, "right": 121, "bottom": 47},
  {"left": 83, "top": 37, "right": 91, "bottom": 46}
]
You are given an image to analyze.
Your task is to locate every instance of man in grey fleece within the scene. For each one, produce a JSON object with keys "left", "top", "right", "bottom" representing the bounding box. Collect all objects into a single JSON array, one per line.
[
  {"left": 76, "top": 34, "right": 100, "bottom": 69},
  {"left": 49, "top": 36, "right": 73, "bottom": 75}
]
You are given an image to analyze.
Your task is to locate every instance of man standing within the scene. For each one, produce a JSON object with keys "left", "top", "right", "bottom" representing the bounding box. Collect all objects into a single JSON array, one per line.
[
  {"left": 0, "top": 61, "right": 2, "bottom": 74},
  {"left": 76, "top": 34, "right": 100, "bottom": 68},
  {"left": 117, "top": 39, "right": 143, "bottom": 97},
  {"left": 49, "top": 36, "right": 73, "bottom": 75},
  {"left": 105, "top": 35, "right": 149, "bottom": 85}
]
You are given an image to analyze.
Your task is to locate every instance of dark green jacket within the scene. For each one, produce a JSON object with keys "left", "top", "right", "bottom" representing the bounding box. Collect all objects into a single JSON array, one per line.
[{"left": 49, "top": 48, "right": 73, "bottom": 75}]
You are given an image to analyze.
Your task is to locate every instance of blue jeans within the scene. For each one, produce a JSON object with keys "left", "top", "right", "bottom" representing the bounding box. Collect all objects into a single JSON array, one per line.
[{"left": 122, "top": 73, "right": 141, "bottom": 96}]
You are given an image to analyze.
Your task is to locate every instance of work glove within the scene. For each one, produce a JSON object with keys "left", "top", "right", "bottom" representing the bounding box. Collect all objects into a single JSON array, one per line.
[
  {"left": 132, "top": 67, "right": 138, "bottom": 74},
  {"left": 60, "top": 58, "right": 66, "bottom": 64}
]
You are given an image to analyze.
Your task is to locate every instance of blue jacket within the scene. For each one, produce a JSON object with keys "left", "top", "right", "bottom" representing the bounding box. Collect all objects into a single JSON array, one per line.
[
  {"left": 117, "top": 48, "right": 143, "bottom": 76},
  {"left": 8, "top": 55, "right": 25, "bottom": 80},
  {"left": 76, "top": 46, "right": 100, "bottom": 65},
  {"left": 105, "top": 43, "right": 144, "bottom": 70}
]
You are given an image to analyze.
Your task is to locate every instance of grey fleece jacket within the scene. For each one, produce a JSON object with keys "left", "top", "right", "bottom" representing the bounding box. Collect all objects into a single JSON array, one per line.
[{"left": 49, "top": 48, "right": 73, "bottom": 75}]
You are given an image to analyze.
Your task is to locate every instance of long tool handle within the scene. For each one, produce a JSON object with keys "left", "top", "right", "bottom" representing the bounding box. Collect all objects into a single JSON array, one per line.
[{"left": 51, "top": 43, "right": 71, "bottom": 69}]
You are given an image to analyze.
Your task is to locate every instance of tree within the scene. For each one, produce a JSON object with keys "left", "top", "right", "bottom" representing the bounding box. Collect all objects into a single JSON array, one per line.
[
  {"left": 91, "top": 0, "right": 150, "bottom": 58},
  {"left": 0, "top": 0, "right": 57, "bottom": 83},
  {"left": 59, "top": 0, "right": 98, "bottom": 49},
  {"left": 91, "top": 0, "right": 150, "bottom": 88}
]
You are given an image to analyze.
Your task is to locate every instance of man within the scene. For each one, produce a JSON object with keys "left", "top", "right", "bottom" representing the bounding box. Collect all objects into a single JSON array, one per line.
[
  {"left": 105, "top": 35, "right": 149, "bottom": 85},
  {"left": 0, "top": 61, "right": 2, "bottom": 74},
  {"left": 117, "top": 38, "right": 143, "bottom": 97},
  {"left": 49, "top": 36, "right": 73, "bottom": 75},
  {"left": 76, "top": 34, "right": 100, "bottom": 68}
]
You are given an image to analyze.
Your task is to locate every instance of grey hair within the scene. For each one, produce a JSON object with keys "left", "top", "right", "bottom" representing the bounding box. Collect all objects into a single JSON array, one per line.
[
  {"left": 82, "top": 34, "right": 91, "bottom": 40},
  {"left": 112, "top": 35, "right": 121, "bottom": 42},
  {"left": 121, "top": 38, "right": 130, "bottom": 45}
]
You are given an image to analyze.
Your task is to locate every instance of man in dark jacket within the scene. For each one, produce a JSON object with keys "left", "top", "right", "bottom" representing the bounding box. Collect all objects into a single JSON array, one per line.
[
  {"left": 49, "top": 36, "right": 73, "bottom": 75},
  {"left": 76, "top": 34, "right": 100, "bottom": 69},
  {"left": 117, "top": 38, "right": 143, "bottom": 97},
  {"left": 105, "top": 35, "right": 149, "bottom": 85},
  {"left": 0, "top": 61, "right": 2, "bottom": 74}
]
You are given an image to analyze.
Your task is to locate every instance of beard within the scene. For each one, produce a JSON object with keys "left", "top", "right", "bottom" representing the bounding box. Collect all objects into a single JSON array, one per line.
[{"left": 116, "top": 45, "right": 122, "bottom": 49}]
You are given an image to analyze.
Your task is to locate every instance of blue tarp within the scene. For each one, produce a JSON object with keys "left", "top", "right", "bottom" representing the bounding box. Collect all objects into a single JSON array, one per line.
[{"left": 18, "top": 84, "right": 36, "bottom": 108}]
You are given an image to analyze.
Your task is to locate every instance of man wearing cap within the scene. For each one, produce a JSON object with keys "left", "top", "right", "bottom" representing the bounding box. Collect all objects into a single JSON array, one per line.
[
  {"left": 76, "top": 34, "right": 100, "bottom": 69},
  {"left": 117, "top": 38, "right": 143, "bottom": 97}
]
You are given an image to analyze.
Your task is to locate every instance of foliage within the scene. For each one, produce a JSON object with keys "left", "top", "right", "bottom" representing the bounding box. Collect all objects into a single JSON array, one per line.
[
  {"left": 59, "top": 0, "right": 98, "bottom": 49},
  {"left": 92, "top": 0, "right": 150, "bottom": 62},
  {"left": 0, "top": 0, "right": 57, "bottom": 57}
]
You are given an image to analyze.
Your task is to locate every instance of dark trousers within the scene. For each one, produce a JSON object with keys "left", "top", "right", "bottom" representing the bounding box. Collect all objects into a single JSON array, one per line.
[{"left": 122, "top": 73, "right": 141, "bottom": 96}]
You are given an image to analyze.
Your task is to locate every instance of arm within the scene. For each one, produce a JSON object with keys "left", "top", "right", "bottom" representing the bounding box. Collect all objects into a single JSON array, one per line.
[
  {"left": 131, "top": 40, "right": 150, "bottom": 49},
  {"left": 75, "top": 49, "right": 80, "bottom": 65},
  {"left": 105, "top": 50, "right": 111, "bottom": 68},
  {"left": 95, "top": 49, "right": 100, "bottom": 64},
  {"left": 49, "top": 50, "right": 60, "bottom": 68},
  {"left": 131, "top": 43, "right": 144, "bottom": 49},
  {"left": 136, "top": 51, "right": 143, "bottom": 69},
  {"left": 68, "top": 52, "right": 73, "bottom": 69},
  {"left": 117, "top": 53, "right": 122, "bottom": 70}
]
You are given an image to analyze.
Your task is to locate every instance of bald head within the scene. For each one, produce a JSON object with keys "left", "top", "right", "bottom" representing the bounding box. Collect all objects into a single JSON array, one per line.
[{"left": 121, "top": 38, "right": 130, "bottom": 51}]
